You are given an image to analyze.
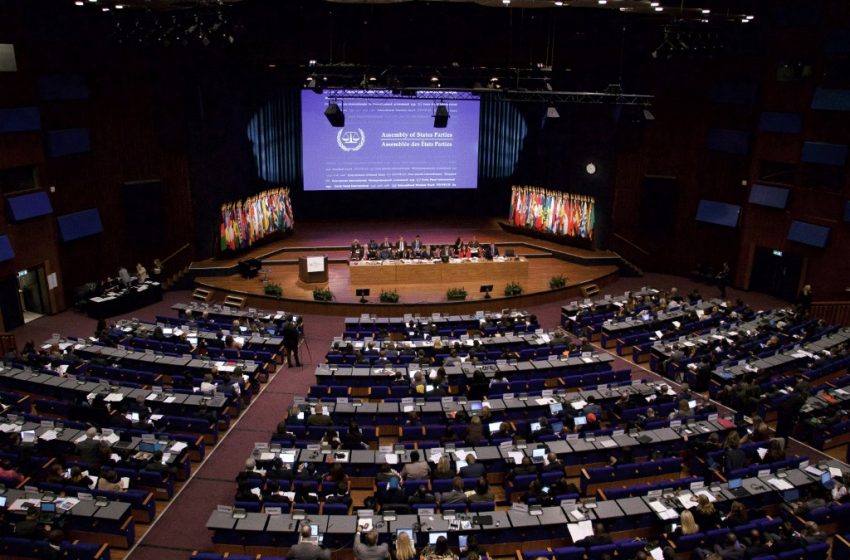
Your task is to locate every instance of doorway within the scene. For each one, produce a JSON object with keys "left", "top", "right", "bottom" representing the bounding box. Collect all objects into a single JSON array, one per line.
[
  {"left": 16, "top": 265, "right": 49, "bottom": 323},
  {"left": 748, "top": 246, "right": 803, "bottom": 302}
]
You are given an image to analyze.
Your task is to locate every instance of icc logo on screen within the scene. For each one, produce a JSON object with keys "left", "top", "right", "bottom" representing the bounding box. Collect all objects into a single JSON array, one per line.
[{"left": 337, "top": 128, "right": 366, "bottom": 152}]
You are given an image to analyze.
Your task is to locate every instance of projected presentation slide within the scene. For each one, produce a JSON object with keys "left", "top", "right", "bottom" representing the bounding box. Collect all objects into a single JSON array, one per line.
[{"left": 301, "top": 90, "right": 480, "bottom": 191}]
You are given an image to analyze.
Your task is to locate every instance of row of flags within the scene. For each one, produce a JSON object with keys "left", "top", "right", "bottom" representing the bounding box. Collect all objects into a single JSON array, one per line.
[
  {"left": 220, "top": 188, "right": 294, "bottom": 252},
  {"left": 509, "top": 185, "right": 595, "bottom": 241}
]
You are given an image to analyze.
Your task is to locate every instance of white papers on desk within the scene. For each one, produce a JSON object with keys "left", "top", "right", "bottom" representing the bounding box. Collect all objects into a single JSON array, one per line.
[
  {"left": 535, "top": 397, "right": 556, "bottom": 406},
  {"left": 830, "top": 467, "right": 843, "bottom": 478},
  {"left": 259, "top": 452, "right": 276, "bottom": 461},
  {"left": 672, "top": 321, "right": 681, "bottom": 329},
  {"left": 581, "top": 357, "right": 595, "bottom": 364},
  {"left": 281, "top": 451, "right": 297, "bottom": 464},
  {"left": 170, "top": 442, "right": 188, "bottom": 454},
  {"left": 647, "top": 499, "right": 666, "bottom": 513},
  {"left": 805, "top": 465, "right": 824, "bottom": 477},
  {"left": 358, "top": 518, "right": 373, "bottom": 532},
  {"left": 38, "top": 430, "right": 58, "bottom": 442},
  {"left": 164, "top": 396, "right": 176, "bottom": 404},
  {"left": 120, "top": 477, "right": 131, "bottom": 490},
  {"left": 455, "top": 460, "right": 468, "bottom": 473},
  {"left": 110, "top": 453, "right": 121, "bottom": 462},
  {"left": 570, "top": 400, "right": 587, "bottom": 410},
  {"left": 150, "top": 414, "right": 163, "bottom": 422},
  {"left": 569, "top": 509, "right": 586, "bottom": 521},
  {"left": 756, "top": 448, "right": 768, "bottom": 460},
  {"left": 659, "top": 508, "right": 678, "bottom": 520},
  {"left": 768, "top": 478, "right": 794, "bottom": 491},
  {"left": 598, "top": 438, "right": 617, "bottom": 448},
  {"left": 650, "top": 547, "right": 664, "bottom": 560},
  {"left": 9, "top": 498, "right": 42, "bottom": 512},
  {"left": 507, "top": 451, "right": 525, "bottom": 464},
  {"left": 100, "top": 432, "right": 120, "bottom": 445},
  {"left": 453, "top": 449, "right": 476, "bottom": 461},
  {"left": 695, "top": 490, "right": 717, "bottom": 503},
  {"left": 0, "top": 423, "right": 20, "bottom": 433},
  {"left": 568, "top": 520, "right": 593, "bottom": 542},
  {"left": 146, "top": 393, "right": 159, "bottom": 401},
  {"left": 55, "top": 497, "right": 79, "bottom": 511},
  {"left": 104, "top": 393, "right": 124, "bottom": 403},
  {"left": 384, "top": 453, "right": 399, "bottom": 465}
]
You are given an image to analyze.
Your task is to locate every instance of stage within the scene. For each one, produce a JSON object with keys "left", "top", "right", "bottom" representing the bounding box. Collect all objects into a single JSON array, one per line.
[{"left": 188, "top": 218, "right": 623, "bottom": 314}]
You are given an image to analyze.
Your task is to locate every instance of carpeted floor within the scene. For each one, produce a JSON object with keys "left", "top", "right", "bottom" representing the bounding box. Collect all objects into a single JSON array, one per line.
[{"left": 5, "top": 273, "right": 799, "bottom": 559}]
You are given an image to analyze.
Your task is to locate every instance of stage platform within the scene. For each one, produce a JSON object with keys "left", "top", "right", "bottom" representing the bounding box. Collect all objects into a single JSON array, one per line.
[{"left": 188, "top": 218, "right": 623, "bottom": 315}]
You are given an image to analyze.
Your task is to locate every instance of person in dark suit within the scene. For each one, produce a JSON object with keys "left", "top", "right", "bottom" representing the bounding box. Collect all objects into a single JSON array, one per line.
[
  {"left": 76, "top": 427, "right": 101, "bottom": 467},
  {"left": 283, "top": 319, "right": 301, "bottom": 367},
  {"left": 412, "top": 235, "right": 423, "bottom": 257},
  {"left": 459, "top": 454, "right": 485, "bottom": 479},
  {"left": 14, "top": 506, "right": 47, "bottom": 539},
  {"left": 716, "top": 262, "right": 731, "bottom": 299},
  {"left": 287, "top": 524, "right": 330, "bottom": 560}
]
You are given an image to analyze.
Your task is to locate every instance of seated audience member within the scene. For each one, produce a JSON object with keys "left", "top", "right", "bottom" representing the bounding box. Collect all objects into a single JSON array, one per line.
[
  {"left": 325, "top": 481, "right": 353, "bottom": 508},
  {"left": 393, "top": 530, "right": 418, "bottom": 560},
  {"left": 468, "top": 477, "right": 494, "bottom": 502},
  {"left": 377, "top": 476, "right": 407, "bottom": 507},
  {"left": 97, "top": 469, "right": 125, "bottom": 492},
  {"left": 423, "top": 535, "right": 457, "bottom": 560},
  {"left": 14, "top": 506, "right": 47, "bottom": 539},
  {"left": 671, "top": 510, "right": 700, "bottom": 540},
  {"left": 692, "top": 494, "right": 721, "bottom": 530},
  {"left": 408, "top": 484, "right": 437, "bottom": 506},
  {"left": 433, "top": 455, "right": 454, "bottom": 480},
  {"left": 723, "top": 432, "right": 748, "bottom": 473},
  {"left": 355, "top": 528, "right": 390, "bottom": 560},
  {"left": 459, "top": 454, "right": 485, "bottom": 479},
  {"left": 723, "top": 501, "right": 749, "bottom": 527},
  {"left": 439, "top": 477, "right": 468, "bottom": 506},
  {"left": 0, "top": 459, "right": 24, "bottom": 483},
  {"left": 400, "top": 450, "right": 430, "bottom": 480},
  {"left": 287, "top": 524, "right": 330, "bottom": 560}
]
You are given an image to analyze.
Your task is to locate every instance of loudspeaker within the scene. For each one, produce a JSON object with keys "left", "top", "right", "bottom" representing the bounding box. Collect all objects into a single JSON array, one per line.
[
  {"left": 324, "top": 103, "right": 345, "bottom": 127},
  {"left": 434, "top": 105, "right": 449, "bottom": 128}
]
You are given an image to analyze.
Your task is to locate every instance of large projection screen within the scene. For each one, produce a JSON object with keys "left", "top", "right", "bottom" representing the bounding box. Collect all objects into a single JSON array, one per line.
[{"left": 301, "top": 90, "right": 480, "bottom": 191}]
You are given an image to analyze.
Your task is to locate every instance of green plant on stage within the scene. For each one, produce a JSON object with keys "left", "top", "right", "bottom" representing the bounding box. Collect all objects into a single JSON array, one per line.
[
  {"left": 264, "top": 283, "right": 283, "bottom": 298},
  {"left": 379, "top": 289, "right": 400, "bottom": 303},
  {"left": 312, "top": 287, "right": 333, "bottom": 301},
  {"left": 549, "top": 275, "right": 567, "bottom": 290},
  {"left": 446, "top": 287, "right": 467, "bottom": 300},
  {"left": 504, "top": 281, "right": 523, "bottom": 297}
]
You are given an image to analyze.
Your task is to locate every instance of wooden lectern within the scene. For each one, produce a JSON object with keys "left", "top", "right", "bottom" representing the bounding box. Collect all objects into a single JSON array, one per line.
[{"left": 298, "top": 256, "right": 328, "bottom": 283}]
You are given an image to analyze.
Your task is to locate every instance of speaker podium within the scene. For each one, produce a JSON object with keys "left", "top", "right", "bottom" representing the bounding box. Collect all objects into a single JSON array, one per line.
[{"left": 298, "top": 256, "right": 328, "bottom": 284}]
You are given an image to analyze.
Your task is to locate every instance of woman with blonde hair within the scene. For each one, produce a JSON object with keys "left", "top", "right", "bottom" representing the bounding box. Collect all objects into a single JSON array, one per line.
[
  {"left": 393, "top": 530, "right": 417, "bottom": 560},
  {"left": 680, "top": 510, "right": 700, "bottom": 535},
  {"left": 434, "top": 455, "right": 453, "bottom": 479}
]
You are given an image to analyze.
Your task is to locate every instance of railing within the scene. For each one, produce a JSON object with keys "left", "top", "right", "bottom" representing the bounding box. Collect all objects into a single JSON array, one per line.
[
  {"left": 160, "top": 243, "right": 191, "bottom": 267},
  {"left": 612, "top": 233, "right": 650, "bottom": 256},
  {"left": 810, "top": 301, "right": 850, "bottom": 327}
]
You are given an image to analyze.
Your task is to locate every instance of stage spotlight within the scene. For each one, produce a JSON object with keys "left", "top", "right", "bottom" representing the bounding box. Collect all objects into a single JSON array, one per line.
[
  {"left": 643, "top": 109, "right": 655, "bottom": 121},
  {"left": 325, "top": 103, "right": 345, "bottom": 127},
  {"left": 546, "top": 106, "right": 560, "bottom": 119},
  {"left": 434, "top": 104, "right": 449, "bottom": 128}
]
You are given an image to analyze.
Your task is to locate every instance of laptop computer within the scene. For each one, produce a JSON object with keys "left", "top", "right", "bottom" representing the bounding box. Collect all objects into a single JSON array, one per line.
[
  {"left": 783, "top": 488, "right": 800, "bottom": 503},
  {"left": 429, "top": 532, "right": 448, "bottom": 545},
  {"left": 39, "top": 501, "right": 57, "bottom": 523},
  {"left": 531, "top": 447, "right": 547, "bottom": 464},
  {"left": 727, "top": 478, "right": 749, "bottom": 498},
  {"left": 821, "top": 471, "right": 834, "bottom": 490}
]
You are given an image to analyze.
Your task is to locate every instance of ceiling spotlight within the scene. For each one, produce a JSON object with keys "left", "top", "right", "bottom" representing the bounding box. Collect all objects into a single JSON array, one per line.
[
  {"left": 598, "top": 0, "right": 607, "bottom": 4},
  {"left": 554, "top": 1, "right": 563, "bottom": 5},
  {"left": 430, "top": 76, "right": 439, "bottom": 82},
  {"left": 434, "top": 104, "right": 449, "bottom": 128},
  {"left": 116, "top": 4, "right": 124, "bottom": 9},
  {"left": 746, "top": 15, "right": 754, "bottom": 20},
  {"left": 701, "top": 9, "right": 710, "bottom": 14},
  {"left": 325, "top": 102, "right": 345, "bottom": 127},
  {"left": 102, "top": 6, "right": 110, "bottom": 11},
  {"left": 650, "top": 2, "right": 659, "bottom": 6},
  {"left": 502, "top": 0, "right": 510, "bottom": 4},
  {"left": 546, "top": 106, "right": 560, "bottom": 119},
  {"left": 655, "top": 6, "right": 663, "bottom": 11},
  {"left": 308, "top": 59, "right": 317, "bottom": 67},
  {"left": 74, "top": 1, "right": 84, "bottom": 5}
]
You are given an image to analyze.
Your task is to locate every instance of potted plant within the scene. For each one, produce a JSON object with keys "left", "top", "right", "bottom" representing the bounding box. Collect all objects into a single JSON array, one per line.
[
  {"left": 446, "top": 287, "right": 467, "bottom": 301},
  {"left": 312, "top": 287, "right": 333, "bottom": 301},
  {"left": 264, "top": 283, "right": 283, "bottom": 298},
  {"left": 504, "top": 281, "right": 523, "bottom": 297},
  {"left": 549, "top": 275, "right": 567, "bottom": 290},
  {"left": 379, "top": 289, "right": 400, "bottom": 303}
]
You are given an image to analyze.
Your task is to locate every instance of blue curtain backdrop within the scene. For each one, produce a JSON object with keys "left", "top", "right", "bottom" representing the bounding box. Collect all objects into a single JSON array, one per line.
[
  {"left": 478, "top": 96, "right": 528, "bottom": 179},
  {"left": 247, "top": 90, "right": 302, "bottom": 185}
]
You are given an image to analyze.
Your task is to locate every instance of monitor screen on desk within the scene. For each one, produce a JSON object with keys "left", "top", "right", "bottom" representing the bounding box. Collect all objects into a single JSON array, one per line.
[
  {"left": 429, "top": 532, "right": 448, "bottom": 545},
  {"left": 728, "top": 478, "right": 742, "bottom": 490},
  {"left": 488, "top": 421, "right": 502, "bottom": 433},
  {"left": 575, "top": 416, "right": 587, "bottom": 426}
]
